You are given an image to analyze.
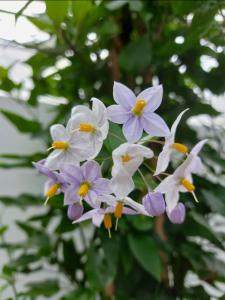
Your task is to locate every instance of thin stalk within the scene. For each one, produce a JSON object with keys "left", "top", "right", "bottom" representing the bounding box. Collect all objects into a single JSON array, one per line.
[
  {"left": 108, "top": 131, "right": 125, "bottom": 142},
  {"left": 137, "top": 168, "right": 150, "bottom": 191}
]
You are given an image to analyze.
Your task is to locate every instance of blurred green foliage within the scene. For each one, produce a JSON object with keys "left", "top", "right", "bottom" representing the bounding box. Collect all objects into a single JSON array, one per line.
[{"left": 0, "top": 0, "right": 225, "bottom": 299}]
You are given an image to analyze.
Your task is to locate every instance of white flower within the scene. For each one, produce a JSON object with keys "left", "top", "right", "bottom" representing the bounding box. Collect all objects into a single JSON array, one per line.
[
  {"left": 154, "top": 109, "right": 189, "bottom": 176},
  {"left": 112, "top": 143, "right": 154, "bottom": 177},
  {"left": 67, "top": 98, "right": 109, "bottom": 159},
  {"left": 155, "top": 139, "right": 207, "bottom": 213},
  {"left": 45, "top": 124, "right": 92, "bottom": 170},
  {"left": 110, "top": 143, "right": 153, "bottom": 198}
]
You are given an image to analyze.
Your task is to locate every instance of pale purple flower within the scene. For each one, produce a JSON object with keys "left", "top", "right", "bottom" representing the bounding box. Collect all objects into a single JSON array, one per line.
[
  {"left": 73, "top": 205, "right": 138, "bottom": 227},
  {"left": 62, "top": 160, "right": 111, "bottom": 208},
  {"left": 143, "top": 192, "right": 166, "bottom": 216},
  {"left": 167, "top": 203, "right": 186, "bottom": 224},
  {"left": 33, "top": 159, "right": 68, "bottom": 195},
  {"left": 67, "top": 203, "right": 84, "bottom": 221},
  {"left": 107, "top": 82, "right": 169, "bottom": 143}
]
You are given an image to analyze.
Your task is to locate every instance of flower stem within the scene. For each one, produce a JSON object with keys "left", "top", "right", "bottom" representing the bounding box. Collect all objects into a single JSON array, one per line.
[
  {"left": 137, "top": 168, "right": 150, "bottom": 191},
  {"left": 109, "top": 131, "right": 125, "bottom": 142}
]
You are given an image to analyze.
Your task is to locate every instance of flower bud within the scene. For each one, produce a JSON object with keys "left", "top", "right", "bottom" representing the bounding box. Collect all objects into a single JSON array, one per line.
[
  {"left": 143, "top": 192, "right": 166, "bottom": 216},
  {"left": 67, "top": 203, "right": 84, "bottom": 221},
  {"left": 167, "top": 203, "right": 186, "bottom": 224}
]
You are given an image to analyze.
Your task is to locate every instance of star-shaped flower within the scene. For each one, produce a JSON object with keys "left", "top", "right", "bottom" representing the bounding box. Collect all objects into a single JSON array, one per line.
[
  {"left": 68, "top": 98, "right": 109, "bottom": 159},
  {"left": 154, "top": 109, "right": 189, "bottom": 175},
  {"left": 155, "top": 140, "right": 207, "bottom": 212},
  {"left": 107, "top": 82, "right": 169, "bottom": 142},
  {"left": 62, "top": 160, "right": 111, "bottom": 208}
]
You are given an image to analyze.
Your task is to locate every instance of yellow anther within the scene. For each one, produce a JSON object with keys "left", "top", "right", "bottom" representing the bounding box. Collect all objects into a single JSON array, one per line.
[
  {"left": 172, "top": 143, "right": 188, "bottom": 154},
  {"left": 104, "top": 214, "right": 112, "bottom": 229},
  {"left": 121, "top": 154, "right": 132, "bottom": 163},
  {"left": 52, "top": 141, "right": 69, "bottom": 150},
  {"left": 181, "top": 178, "right": 195, "bottom": 192},
  {"left": 79, "top": 123, "right": 96, "bottom": 133},
  {"left": 46, "top": 183, "right": 60, "bottom": 198},
  {"left": 114, "top": 202, "right": 124, "bottom": 219},
  {"left": 78, "top": 182, "right": 90, "bottom": 198},
  {"left": 132, "top": 99, "right": 146, "bottom": 115}
]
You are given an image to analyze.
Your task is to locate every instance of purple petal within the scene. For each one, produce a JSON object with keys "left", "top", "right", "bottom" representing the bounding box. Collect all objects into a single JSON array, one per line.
[
  {"left": 50, "top": 124, "right": 68, "bottom": 141},
  {"left": 167, "top": 203, "right": 186, "bottom": 224},
  {"left": 84, "top": 190, "right": 98, "bottom": 208},
  {"left": 143, "top": 192, "right": 165, "bottom": 216},
  {"left": 67, "top": 203, "right": 84, "bottom": 221},
  {"left": 73, "top": 208, "right": 101, "bottom": 224},
  {"left": 113, "top": 81, "right": 136, "bottom": 110},
  {"left": 141, "top": 113, "right": 169, "bottom": 137},
  {"left": 122, "top": 116, "right": 143, "bottom": 143},
  {"left": 64, "top": 185, "right": 80, "bottom": 205},
  {"left": 92, "top": 178, "right": 112, "bottom": 195},
  {"left": 33, "top": 160, "right": 58, "bottom": 181},
  {"left": 138, "top": 85, "right": 163, "bottom": 113},
  {"left": 82, "top": 160, "right": 101, "bottom": 182},
  {"left": 107, "top": 105, "right": 130, "bottom": 124},
  {"left": 60, "top": 165, "right": 83, "bottom": 184}
]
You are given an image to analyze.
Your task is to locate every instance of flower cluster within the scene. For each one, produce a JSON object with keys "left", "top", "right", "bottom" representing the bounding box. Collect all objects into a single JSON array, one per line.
[{"left": 34, "top": 82, "right": 207, "bottom": 237}]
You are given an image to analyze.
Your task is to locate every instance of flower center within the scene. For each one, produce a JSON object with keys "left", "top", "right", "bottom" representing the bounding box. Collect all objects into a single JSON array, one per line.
[
  {"left": 121, "top": 154, "right": 132, "bottom": 163},
  {"left": 132, "top": 99, "right": 146, "bottom": 116},
  {"left": 172, "top": 143, "right": 188, "bottom": 154},
  {"left": 78, "top": 182, "right": 90, "bottom": 198},
  {"left": 79, "top": 123, "right": 96, "bottom": 133},
  {"left": 52, "top": 141, "right": 69, "bottom": 150},
  {"left": 46, "top": 183, "right": 60, "bottom": 198},
  {"left": 180, "top": 178, "right": 195, "bottom": 192},
  {"left": 114, "top": 201, "right": 124, "bottom": 219},
  {"left": 103, "top": 214, "right": 112, "bottom": 229}
]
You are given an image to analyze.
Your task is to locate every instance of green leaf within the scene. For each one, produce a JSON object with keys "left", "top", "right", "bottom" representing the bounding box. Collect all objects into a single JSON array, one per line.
[
  {"left": 72, "top": 0, "right": 93, "bottom": 24},
  {"left": 45, "top": 0, "right": 69, "bottom": 25},
  {"left": 119, "top": 35, "right": 151, "bottom": 73},
  {"left": 28, "top": 14, "right": 53, "bottom": 32},
  {"left": 128, "top": 235, "right": 162, "bottom": 281},
  {"left": 25, "top": 280, "right": 59, "bottom": 297},
  {"left": 1, "top": 110, "right": 41, "bottom": 134}
]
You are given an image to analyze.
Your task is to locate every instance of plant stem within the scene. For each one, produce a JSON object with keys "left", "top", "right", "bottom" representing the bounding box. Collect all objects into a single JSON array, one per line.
[{"left": 137, "top": 168, "right": 150, "bottom": 191}]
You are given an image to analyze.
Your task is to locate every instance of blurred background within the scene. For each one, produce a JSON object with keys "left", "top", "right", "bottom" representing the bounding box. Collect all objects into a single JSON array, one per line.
[{"left": 0, "top": 0, "right": 225, "bottom": 299}]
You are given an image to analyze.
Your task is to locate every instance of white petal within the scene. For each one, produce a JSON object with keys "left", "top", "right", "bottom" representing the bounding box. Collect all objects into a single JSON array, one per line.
[
  {"left": 71, "top": 105, "right": 91, "bottom": 116},
  {"left": 123, "top": 117, "right": 143, "bottom": 143},
  {"left": 137, "top": 85, "right": 163, "bottom": 112},
  {"left": 91, "top": 97, "right": 108, "bottom": 127},
  {"left": 124, "top": 197, "right": 148, "bottom": 215},
  {"left": 171, "top": 108, "right": 189, "bottom": 134},
  {"left": 113, "top": 81, "right": 136, "bottom": 110},
  {"left": 154, "top": 146, "right": 171, "bottom": 175},
  {"left": 110, "top": 171, "right": 134, "bottom": 198},
  {"left": 155, "top": 175, "right": 175, "bottom": 193},
  {"left": 190, "top": 139, "right": 208, "bottom": 155},
  {"left": 50, "top": 124, "right": 68, "bottom": 141},
  {"left": 165, "top": 187, "right": 180, "bottom": 213}
]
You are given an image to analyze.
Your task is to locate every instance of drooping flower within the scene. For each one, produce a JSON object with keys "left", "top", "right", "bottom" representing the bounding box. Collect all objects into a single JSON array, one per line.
[
  {"left": 107, "top": 82, "right": 169, "bottom": 143},
  {"left": 154, "top": 109, "right": 189, "bottom": 176},
  {"left": 73, "top": 197, "right": 140, "bottom": 237},
  {"left": 33, "top": 159, "right": 68, "bottom": 205},
  {"left": 143, "top": 192, "right": 166, "bottom": 216},
  {"left": 111, "top": 143, "right": 154, "bottom": 177},
  {"left": 45, "top": 124, "right": 92, "bottom": 170},
  {"left": 67, "top": 98, "right": 109, "bottom": 159},
  {"left": 62, "top": 160, "right": 111, "bottom": 208},
  {"left": 67, "top": 203, "right": 84, "bottom": 221},
  {"left": 167, "top": 203, "right": 186, "bottom": 224},
  {"left": 155, "top": 140, "right": 207, "bottom": 213}
]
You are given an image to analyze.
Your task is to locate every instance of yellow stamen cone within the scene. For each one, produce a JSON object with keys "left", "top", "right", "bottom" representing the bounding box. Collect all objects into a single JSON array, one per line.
[
  {"left": 45, "top": 183, "right": 60, "bottom": 205},
  {"left": 52, "top": 141, "right": 69, "bottom": 150},
  {"left": 115, "top": 202, "right": 124, "bottom": 231},
  {"left": 181, "top": 178, "right": 195, "bottom": 192},
  {"left": 79, "top": 123, "right": 96, "bottom": 133},
  {"left": 121, "top": 154, "right": 131, "bottom": 163},
  {"left": 132, "top": 99, "right": 146, "bottom": 116},
  {"left": 104, "top": 214, "right": 112, "bottom": 238},
  {"left": 172, "top": 143, "right": 188, "bottom": 154},
  {"left": 78, "top": 182, "right": 90, "bottom": 198}
]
